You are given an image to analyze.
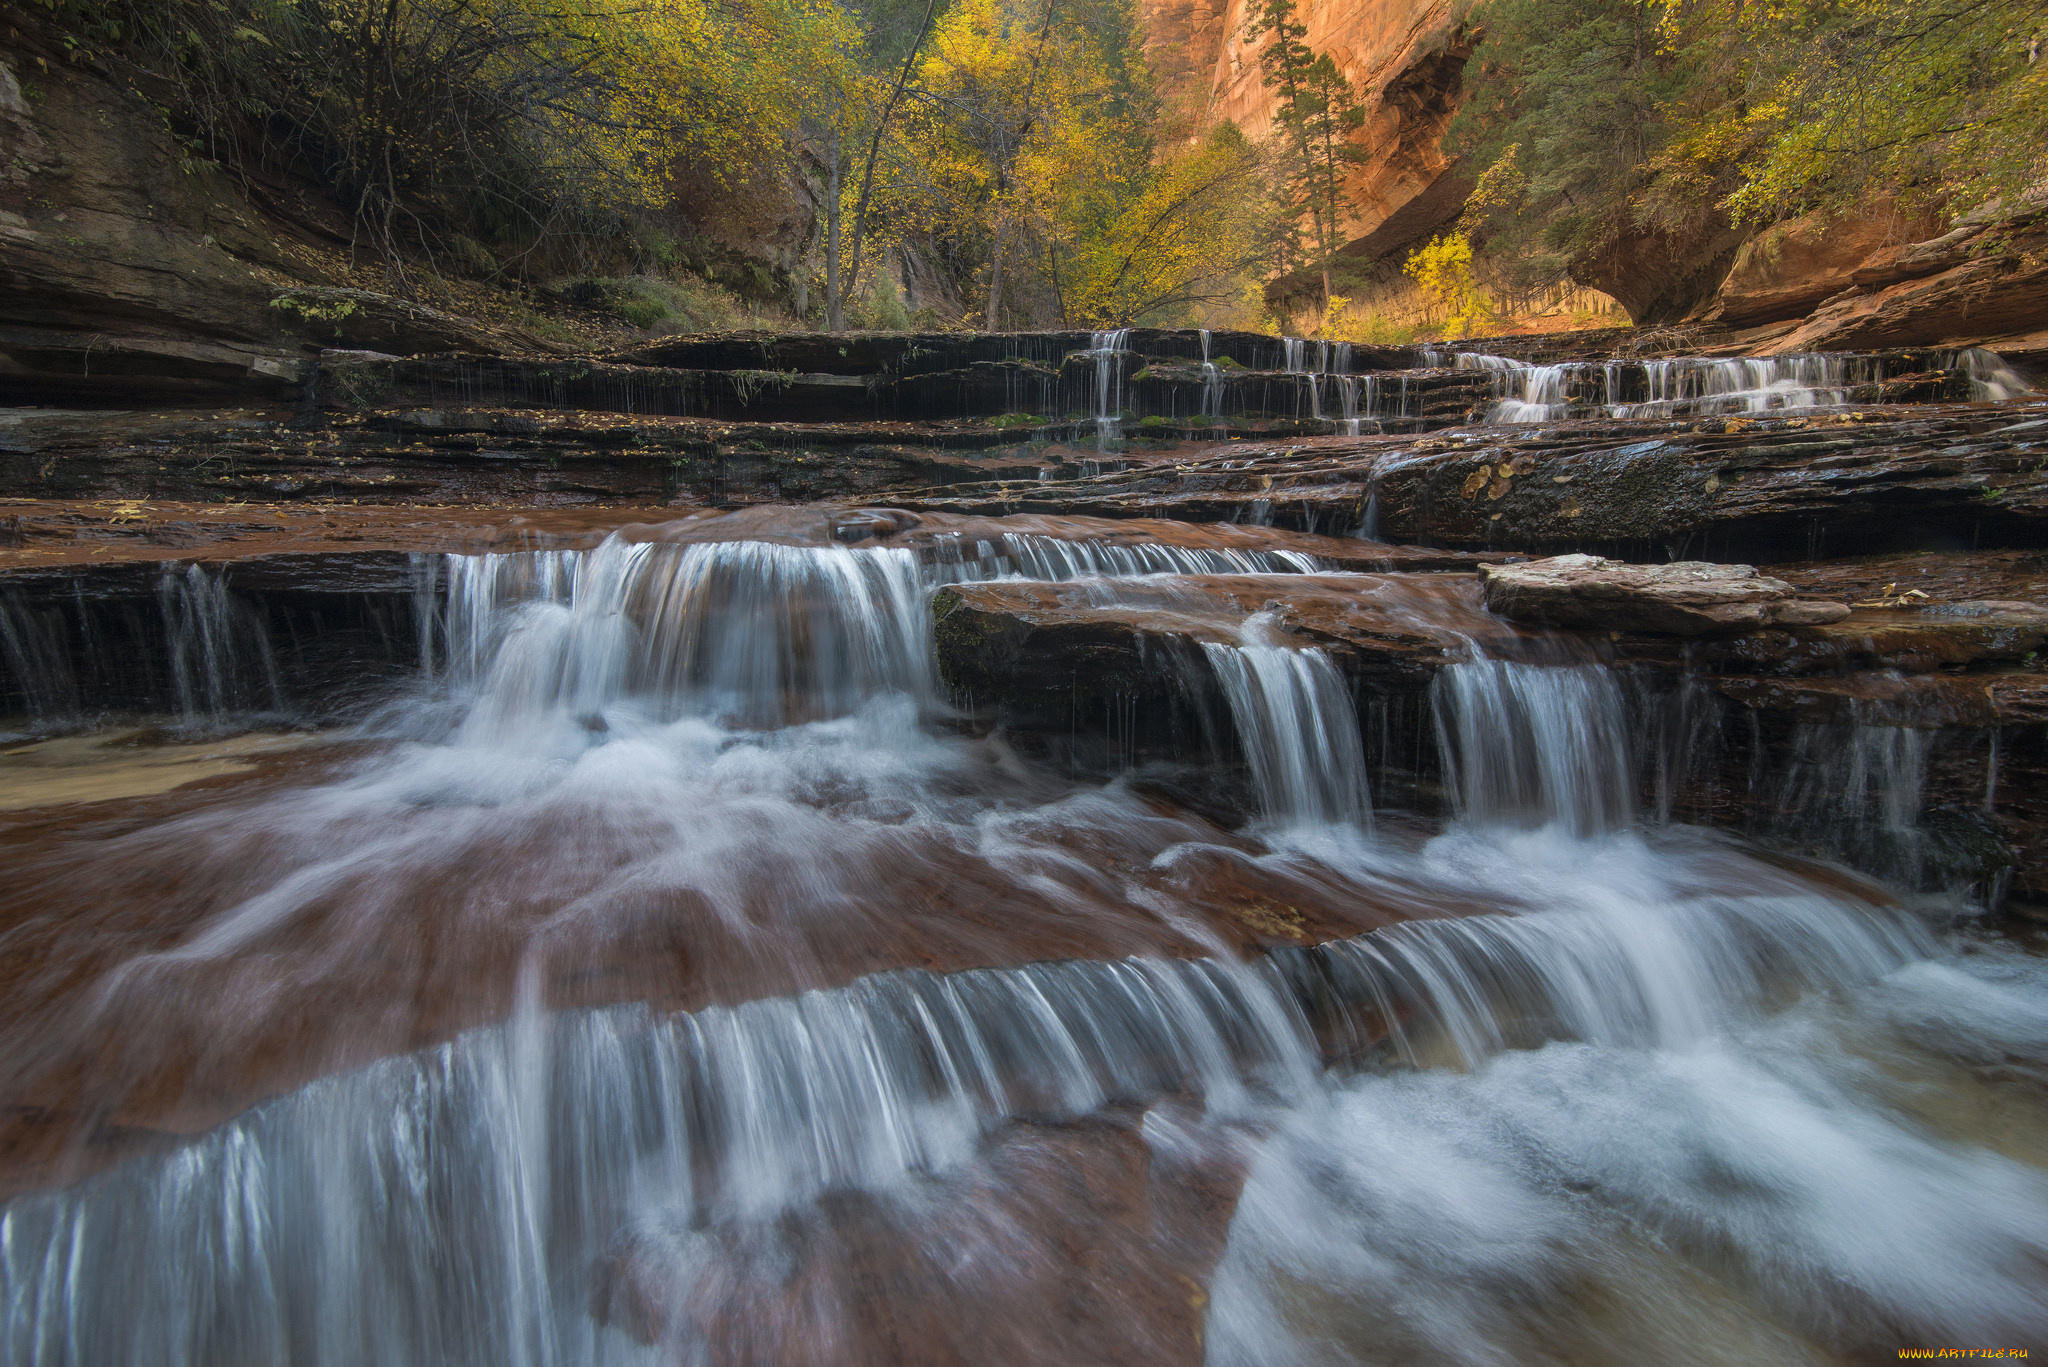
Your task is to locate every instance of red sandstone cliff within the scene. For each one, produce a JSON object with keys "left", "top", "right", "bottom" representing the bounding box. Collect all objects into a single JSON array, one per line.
[{"left": 1139, "top": 0, "right": 1472, "bottom": 262}]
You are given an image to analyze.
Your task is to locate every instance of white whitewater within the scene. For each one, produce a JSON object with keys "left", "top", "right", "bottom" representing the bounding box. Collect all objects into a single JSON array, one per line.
[
  {"left": 3, "top": 527, "right": 2046, "bottom": 1364},
  {"left": 1088, "top": 328, "right": 1130, "bottom": 446},
  {"left": 1202, "top": 615, "right": 1372, "bottom": 831},
  {"left": 1450, "top": 349, "right": 2036, "bottom": 422}
]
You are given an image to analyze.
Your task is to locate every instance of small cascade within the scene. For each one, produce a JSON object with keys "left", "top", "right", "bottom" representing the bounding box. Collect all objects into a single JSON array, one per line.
[
  {"left": 1492, "top": 363, "right": 1572, "bottom": 422},
  {"left": 446, "top": 540, "right": 939, "bottom": 735},
  {"left": 11, "top": 495, "right": 2048, "bottom": 1363},
  {"left": 0, "top": 589, "right": 79, "bottom": 724},
  {"left": 980, "top": 534, "right": 1323, "bottom": 580},
  {"left": 1202, "top": 616, "right": 1372, "bottom": 830},
  {"left": 1198, "top": 328, "right": 1223, "bottom": 419},
  {"left": 1452, "top": 349, "right": 1986, "bottom": 422},
  {"left": 1352, "top": 474, "right": 1382, "bottom": 541},
  {"left": 432, "top": 531, "right": 1335, "bottom": 737},
  {"left": 1281, "top": 337, "right": 1306, "bottom": 374},
  {"left": 1088, "top": 328, "right": 1131, "bottom": 446},
  {"left": 1956, "top": 346, "right": 2033, "bottom": 401},
  {"left": 1334, "top": 375, "right": 1363, "bottom": 435},
  {"left": 0, "top": 951, "right": 1318, "bottom": 1367},
  {"left": 1431, "top": 660, "right": 1637, "bottom": 836},
  {"left": 157, "top": 564, "right": 283, "bottom": 726},
  {"left": 1619, "top": 353, "right": 1870, "bottom": 417},
  {"left": 0, "top": 845, "right": 1952, "bottom": 1367},
  {"left": 1768, "top": 715, "right": 1934, "bottom": 887}
]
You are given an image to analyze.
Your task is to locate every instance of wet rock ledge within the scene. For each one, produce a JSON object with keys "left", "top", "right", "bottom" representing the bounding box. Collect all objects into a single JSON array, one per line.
[{"left": 931, "top": 548, "right": 2048, "bottom": 912}]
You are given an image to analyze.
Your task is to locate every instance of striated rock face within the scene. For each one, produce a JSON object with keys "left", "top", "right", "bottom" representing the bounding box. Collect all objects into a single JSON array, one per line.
[
  {"left": 1702, "top": 205, "right": 1940, "bottom": 330},
  {"left": 1478, "top": 554, "right": 1851, "bottom": 634},
  {"left": 1766, "top": 202, "right": 2048, "bottom": 360},
  {"left": 899, "top": 400, "right": 2048, "bottom": 562},
  {"left": 0, "top": 47, "right": 557, "bottom": 403},
  {"left": 1687, "top": 198, "right": 2048, "bottom": 360},
  {"left": 1139, "top": 0, "right": 1471, "bottom": 259}
]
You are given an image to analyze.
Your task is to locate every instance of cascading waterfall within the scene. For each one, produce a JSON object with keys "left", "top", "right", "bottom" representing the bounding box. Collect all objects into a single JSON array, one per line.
[
  {"left": 7, "top": 510, "right": 2048, "bottom": 1363},
  {"left": 1620, "top": 353, "right": 1870, "bottom": 417},
  {"left": 1491, "top": 363, "right": 1572, "bottom": 422},
  {"left": 0, "top": 951, "right": 1319, "bottom": 1367},
  {"left": 1199, "top": 328, "right": 1223, "bottom": 420},
  {"left": 1767, "top": 713, "right": 1934, "bottom": 887},
  {"left": 1334, "top": 375, "right": 1363, "bottom": 435},
  {"left": 1956, "top": 346, "right": 2034, "bottom": 401},
  {"left": 0, "top": 589, "right": 78, "bottom": 724},
  {"left": 0, "top": 826, "right": 1959, "bottom": 1367},
  {"left": 158, "top": 563, "right": 284, "bottom": 726},
  {"left": 1454, "top": 349, "right": 1986, "bottom": 422},
  {"left": 1088, "top": 328, "right": 1130, "bottom": 446},
  {"left": 1430, "top": 658, "right": 1638, "bottom": 836},
  {"left": 449, "top": 539, "right": 941, "bottom": 736},
  {"left": 1202, "top": 616, "right": 1372, "bottom": 830}
]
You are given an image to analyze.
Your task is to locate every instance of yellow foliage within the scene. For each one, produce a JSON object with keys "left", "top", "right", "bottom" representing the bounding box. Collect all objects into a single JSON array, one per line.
[
  {"left": 894, "top": 0, "right": 1276, "bottom": 326},
  {"left": 1403, "top": 232, "right": 1492, "bottom": 332}
]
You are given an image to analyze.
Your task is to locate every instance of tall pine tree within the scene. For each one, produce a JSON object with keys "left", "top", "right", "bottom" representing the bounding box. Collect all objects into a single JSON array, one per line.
[{"left": 1242, "top": 0, "right": 1367, "bottom": 327}]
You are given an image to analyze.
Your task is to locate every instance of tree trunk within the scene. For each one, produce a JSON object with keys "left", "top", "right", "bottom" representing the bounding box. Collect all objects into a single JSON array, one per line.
[
  {"left": 826, "top": 129, "right": 844, "bottom": 333},
  {"left": 841, "top": 0, "right": 943, "bottom": 330},
  {"left": 985, "top": 218, "right": 1006, "bottom": 331}
]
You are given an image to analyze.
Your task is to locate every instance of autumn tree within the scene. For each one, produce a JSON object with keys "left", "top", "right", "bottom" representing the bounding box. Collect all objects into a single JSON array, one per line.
[
  {"left": 55, "top": 0, "right": 858, "bottom": 282},
  {"left": 1449, "top": 0, "right": 2044, "bottom": 301},
  {"left": 897, "top": 0, "right": 1277, "bottom": 327},
  {"left": 1041, "top": 121, "right": 1280, "bottom": 325},
  {"left": 1241, "top": 0, "right": 1367, "bottom": 329}
]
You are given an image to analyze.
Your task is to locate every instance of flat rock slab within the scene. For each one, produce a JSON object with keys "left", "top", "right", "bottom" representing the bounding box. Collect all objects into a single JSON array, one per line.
[{"left": 1479, "top": 554, "right": 1852, "bottom": 634}]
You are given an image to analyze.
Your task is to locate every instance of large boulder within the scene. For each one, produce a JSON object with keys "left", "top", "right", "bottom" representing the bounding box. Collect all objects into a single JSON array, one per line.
[
  {"left": 1701, "top": 206, "right": 1939, "bottom": 328},
  {"left": 1767, "top": 199, "right": 2048, "bottom": 359},
  {"left": 1569, "top": 214, "right": 1751, "bottom": 325},
  {"left": 0, "top": 46, "right": 562, "bottom": 402},
  {"left": 1479, "top": 554, "right": 1851, "bottom": 634}
]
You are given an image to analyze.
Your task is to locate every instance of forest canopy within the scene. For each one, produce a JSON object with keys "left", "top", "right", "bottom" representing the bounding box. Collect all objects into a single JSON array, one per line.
[
  {"left": 1446, "top": 0, "right": 2048, "bottom": 296},
  {"left": 34, "top": 0, "right": 2042, "bottom": 333},
  {"left": 36, "top": 0, "right": 1281, "bottom": 328}
]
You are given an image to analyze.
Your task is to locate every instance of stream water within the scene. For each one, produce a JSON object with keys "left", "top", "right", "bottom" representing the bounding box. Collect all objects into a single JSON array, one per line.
[{"left": 2, "top": 522, "right": 2045, "bottom": 1366}]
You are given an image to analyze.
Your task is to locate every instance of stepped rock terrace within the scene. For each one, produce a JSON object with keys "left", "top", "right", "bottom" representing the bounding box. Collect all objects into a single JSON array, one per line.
[{"left": 1, "top": 326, "right": 2046, "bottom": 1367}]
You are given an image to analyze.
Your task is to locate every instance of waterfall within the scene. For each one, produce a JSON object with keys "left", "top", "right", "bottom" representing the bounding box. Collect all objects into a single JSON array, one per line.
[
  {"left": 1955, "top": 346, "right": 2033, "bottom": 402},
  {"left": 1203, "top": 617, "right": 1372, "bottom": 831},
  {"left": 158, "top": 564, "right": 284, "bottom": 726},
  {"left": 0, "top": 589, "right": 79, "bottom": 724},
  {"left": 10, "top": 511, "right": 2048, "bottom": 1365},
  {"left": 1281, "top": 337, "right": 1306, "bottom": 373},
  {"left": 1620, "top": 353, "right": 1869, "bottom": 417},
  {"left": 1456, "top": 350, "right": 1961, "bottom": 423},
  {"left": 980, "top": 534, "right": 1323, "bottom": 580},
  {"left": 1353, "top": 475, "right": 1382, "bottom": 541},
  {"left": 1088, "top": 328, "right": 1130, "bottom": 446},
  {"left": 0, "top": 951, "right": 1319, "bottom": 1367},
  {"left": 429, "top": 531, "right": 1335, "bottom": 738},
  {"left": 1334, "top": 375, "right": 1363, "bottom": 435},
  {"left": 1430, "top": 660, "right": 1638, "bottom": 836},
  {"left": 1491, "top": 364, "right": 1572, "bottom": 422},
  {"left": 444, "top": 540, "right": 940, "bottom": 735},
  {"left": 0, "top": 845, "right": 1944, "bottom": 1367},
  {"left": 1767, "top": 715, "right": 1934, "bottom": 887}
]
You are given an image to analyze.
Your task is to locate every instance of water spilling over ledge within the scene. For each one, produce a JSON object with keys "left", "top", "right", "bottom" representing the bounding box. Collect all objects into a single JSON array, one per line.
[{"left": 1, "top": 324, "right": 2046, "bottom": 1365}]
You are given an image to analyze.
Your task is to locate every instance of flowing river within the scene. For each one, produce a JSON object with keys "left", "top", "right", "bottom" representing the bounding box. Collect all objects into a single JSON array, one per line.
[{"left": 2, "top": 518, "right": 2045, "bottom": 1366}]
